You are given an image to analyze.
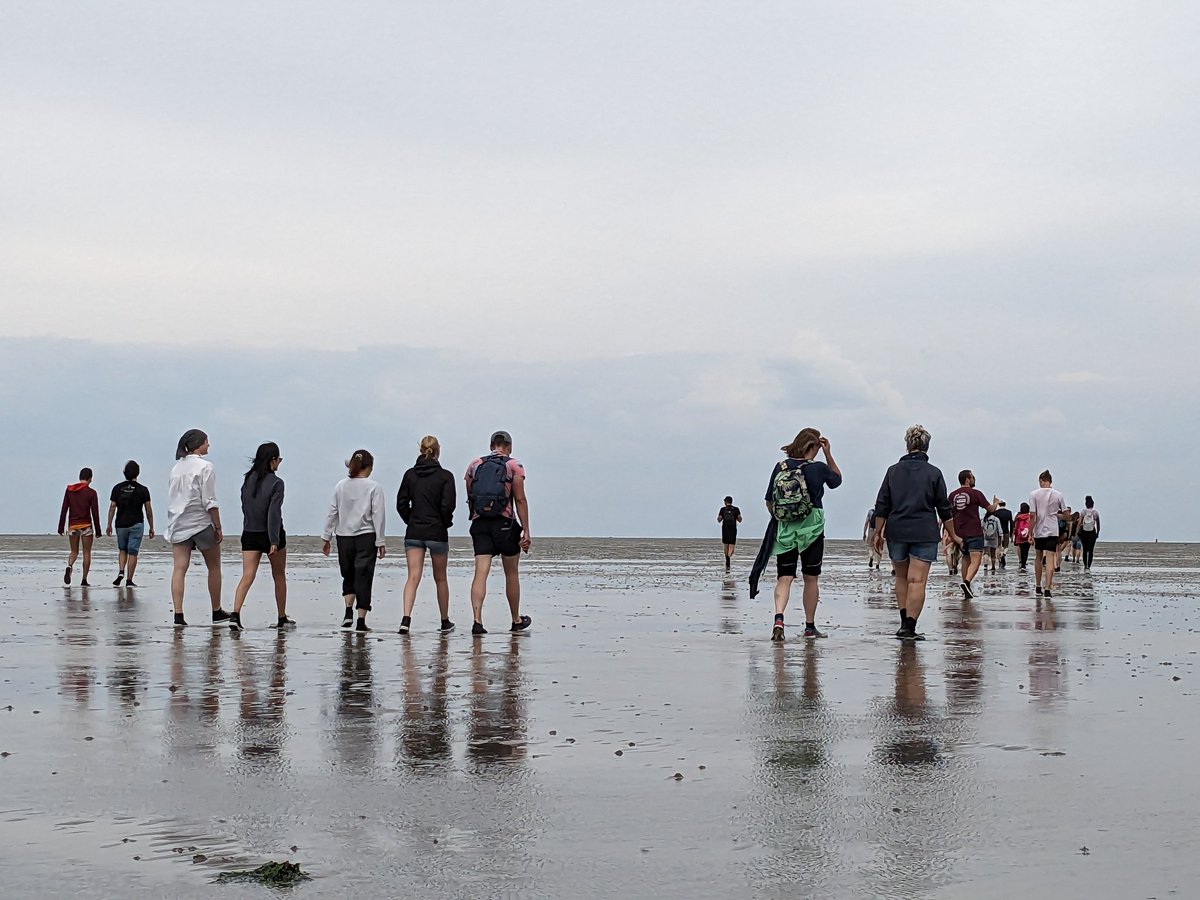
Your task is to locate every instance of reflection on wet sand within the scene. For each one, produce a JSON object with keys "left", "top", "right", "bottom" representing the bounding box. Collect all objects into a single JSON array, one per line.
[
  {"left": 165, "top": 631, "right": 225, "bottom": 759},
  {"left": 942, "top": 600, "right": 984, "bottom": 717},
  {"left": 877, "top": 643, "right": 939, "bottom": 768},
  {"left": 467, "top": 636, "right": 528, "bottom": 765},
  {"left": 333, "top": 633, "right": 377, "bottom": 770},
  {"left": 232, "top": 632, "right": 289, "bottom": 763},
  {"left": 58, "top": 589, "right": 95, "bottom": 706},
  {"left": 1027, "top": 601, "right": 1068, "bottom": 711},
  {"left": 108, "top": 590, "right": 146, "bottom": 710},
  {"left": 398, "top": 634, "right": 452, "bottom": 770},
  {"left": 719, "top": 577, "right": 740, "bottom": 633}
]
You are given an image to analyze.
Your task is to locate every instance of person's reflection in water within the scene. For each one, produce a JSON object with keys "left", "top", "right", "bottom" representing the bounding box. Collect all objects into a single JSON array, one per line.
[
  {"left": 941, "top": 599, "right": 984, "bottom": 719},
  {"left": 165, "top": 631, "right": 221, "bottom": 759},
  {"left": 198, "top": 628, "right": 224, "bottom": 726},
  {"left": 398, "top": 633, "right": 452, "bottom": 771},
  {"left": 108, "top": 590, "right": 145, "bottom": 710},
  {"left": 232, "top": 631, "right": 289, "bottom": 762},
  {"left": 334, "top": 633, "right": 378, "bottom": 770},
  {"left": 58, "top": 588, "right": 96, "bottom": 705},
  {"left": 719, "top": 577, "right": 740, "bottom": 633},
  {"left": 467, "top": 635, "right": 528, "bottom": 765},
  {"left": 1028, "top": 600, "right": 1067, "bottom": 710},
  {"left": 878, "top": 643, "right": 940, "bottom": 767}
]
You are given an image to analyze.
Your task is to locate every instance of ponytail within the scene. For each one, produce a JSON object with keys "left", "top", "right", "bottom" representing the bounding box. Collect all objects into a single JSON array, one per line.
[{"left": 347, "top": 449, "right": 374, "bottom": 477}]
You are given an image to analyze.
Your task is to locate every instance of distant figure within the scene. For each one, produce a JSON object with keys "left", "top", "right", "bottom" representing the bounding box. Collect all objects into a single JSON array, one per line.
[
  {"left": 397, "top": 435, "right": 457, "bottom": 634},
  {"left": 717, "top": 497, "right": 742, "bottom": 572},
  {"left": 322, "top": 449, "right": 387, "bottom": 632},
  {"left": 1069, "top": 511, "right": 1084, "bottom": 564},
  {"left": 1056, "top": 506, "right": 1073, "bottom": 570},
  {"left": 863, "top": 507, "right": 883, "bottom": 570},
  {"left": 1013, "top": 502, "right": 1033, "bottom": 571},
  {"left": 948, "top": 469, "right": 999, "bottom": 599},
  {"left": 1029, "top": 470, "right": 1068, "bottom": 598},
  {"left": 943, "top": 524, "right": 961, "bottom": 576},
  {"left": 1078, "top": 495, "right": 1101, "bottom": 571},
  {"left": 58, "top": 467, "right": 102, "bottom": 587},
  {"left": 760, "top": 427, "right": 842, "bottom": 641},
  {"left": 993, "top": 500, "right": 1014, "bottom": 569},
  {"left": 873, "top": 425, "right": 959, "bottom": 641},
  {"left": 982, "top": 511, "right": 1002, "bottom": 573},
  {"left": 465, "top": 430, "right": 532, "bottom": 635},
  {"left": 106, "top": 460, "right": 154, "bottom": 587},
  {"left": 231, "top": 442, "right": 291, "bottom": 632},
  {"left": 165, "top": 429, "right": 229, "bottom": 627}
]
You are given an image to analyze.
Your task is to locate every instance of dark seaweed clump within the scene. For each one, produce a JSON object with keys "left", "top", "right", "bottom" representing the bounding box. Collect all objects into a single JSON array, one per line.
[{"left": 214, "top": 861, "right": 311, "bottom": 885}]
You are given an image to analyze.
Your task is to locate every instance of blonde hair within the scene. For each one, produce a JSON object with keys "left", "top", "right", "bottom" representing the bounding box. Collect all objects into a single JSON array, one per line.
[
  {"left": 905, "top": 425, "right": 931, "bottom": 453},
  {"left": 419, "top": 435, "right": 440, "bottom": 460},
  {"left": 782, "top": 428, "right": 821, "bottom": 459}
]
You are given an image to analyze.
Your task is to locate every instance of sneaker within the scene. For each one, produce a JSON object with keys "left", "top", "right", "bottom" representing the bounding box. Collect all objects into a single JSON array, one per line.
[
  {"left": 211, "top": 609, "right": 231, "bottom": 625},
  {"left": 440, "top": 619, "right": 456, "bottom": 632},
  {"left": 113, "top": 574, "right": 124, "bottom": 587},
  {"left": 472, "top": 621, "right": 488, "bottom": 636},
  {"left": 771, "top": 619, "right": 784, "bottom": 642},
  {"left": 173, "top": 613, "right": 187, "bottom": 628},
  {"left": 398, "top": 615, "right": 412, "bottom": 635},
  {"left": 803, "top": 625, "right": 826, "bottom": 639},
  {"left": 229, "top": 611, "right": 243, "bottom": 633},
  {"left": 341, "top": 610, "right": 354, "bottom": 630},
  {"left": 355, "top": 619, "right": 371, "bottom": 632},
  {"left": 80, "top": 580, "right": 91, "bottom": 587},
  {"left": 270, "top": 616, "right": 296, "bottom": 629},
  {"left": 64, "top": 566, "right": 72, "bottom": 585},
  {"left": 895, "top": 624, "right": 907, "bottom": 638},
  {"left": 1035, "top": 586, "right": 1043, "bottom": 597},
  {"left": 126, "top": 581, "right": 138, "bottom": 588},
  {"left": 960, "top": 582, "right": 973, "bottom": 600},
  {"left": 1044, "top": 589, "right": 1052, "bottom": 599},
  {"left": 897, "top": 625, "right": 927, "bottom": 641},
  {"left": 510, "top": 615, "right": 532, "bottom": 632}
]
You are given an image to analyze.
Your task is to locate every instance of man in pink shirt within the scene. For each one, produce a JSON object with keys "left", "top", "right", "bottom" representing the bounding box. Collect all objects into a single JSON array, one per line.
[{"left": 464, "top": 430, "right": 532, "bottom": 635}]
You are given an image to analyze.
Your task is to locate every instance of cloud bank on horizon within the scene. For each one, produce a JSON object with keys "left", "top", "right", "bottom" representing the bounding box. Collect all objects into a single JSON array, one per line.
[{"left": 1, "top": 3, "right": 1197, "bottom": 539}]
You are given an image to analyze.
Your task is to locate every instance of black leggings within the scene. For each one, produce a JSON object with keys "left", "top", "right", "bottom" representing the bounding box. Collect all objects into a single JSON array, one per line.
[
  {"left": 1018, "top": 543, "right": 1030, "bottom": 568},
  {"left": 1080, "top": 531, "right": 1098, "bottom": 568},
  {"left": 337, "top": 533, "right": 378, "bottom": 610}
]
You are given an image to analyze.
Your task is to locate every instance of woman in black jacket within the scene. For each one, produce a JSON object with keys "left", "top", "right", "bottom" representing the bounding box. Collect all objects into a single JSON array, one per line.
[{"left": 396, "top": 435, "right": 456, "bottom": 633}]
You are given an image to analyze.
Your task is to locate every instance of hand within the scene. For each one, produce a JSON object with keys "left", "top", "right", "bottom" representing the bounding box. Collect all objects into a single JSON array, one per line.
[
  {"left": 873, "top": 536, "right": 884, "bottom": 555},
  {"left": 954, "top": 536, "right": 964, "bottom": 547},
  {"left": 321, "top": 540, "right": 331, "bottom": 557},
  {"left": 106, "top": 526, "right": 113, "bottom": 537},
  {"left": 215, "top": 528, "right": 223, "bottom": 545},
  {"left": 520, "top": 533, "right": 532, "bottom": 553},
  {"left": 819, "top": 436, "right": 831, "bottom": 454},
  {"left": 377, "top": 545, "right": 387, "bottom": 559},
  {"left": 268, "top": 544, "right": 278, "bottom": 557},
  {"left": 148, "top": 530, "right": 155, "bottom": 540}
]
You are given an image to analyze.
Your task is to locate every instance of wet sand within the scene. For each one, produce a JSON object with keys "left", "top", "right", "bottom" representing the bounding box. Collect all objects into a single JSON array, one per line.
[{"left": 1, "top": 536, "right": 1198, "bottom": 898}]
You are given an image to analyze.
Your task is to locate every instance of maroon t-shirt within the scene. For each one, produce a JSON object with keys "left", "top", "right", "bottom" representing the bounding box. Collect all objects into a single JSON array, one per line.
[{"left": 949, "top": 487, "right": 988, "bottom": 538}]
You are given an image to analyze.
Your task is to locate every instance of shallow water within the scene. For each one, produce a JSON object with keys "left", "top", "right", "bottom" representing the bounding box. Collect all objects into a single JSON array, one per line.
[{"left": 1, "top": 536, "right": 1198, "bottom": 897}]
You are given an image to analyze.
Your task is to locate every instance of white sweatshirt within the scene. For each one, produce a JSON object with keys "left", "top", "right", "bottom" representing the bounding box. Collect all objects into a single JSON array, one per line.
[
  {"left": 165, "top": 454, "right": 218, "bottom": 543},
  {"left": 322, "top": 477, "right": 386, "bottom": 545}
]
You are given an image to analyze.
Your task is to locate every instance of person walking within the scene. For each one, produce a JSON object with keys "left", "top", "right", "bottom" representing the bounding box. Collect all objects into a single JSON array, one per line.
[
  {"left": 983, "top": 511, "right": 1002, "bottom": 574},
  {"left": 465, "top": 431, "right": 532, "bottom": 635},
  {"left": 58, "top": 467, "right": 102, "bottom": 586},
  {"left": 1013, "top": 502, "right": 1033, "bottom": 571},
  {"left": 872, "top": 425, "right": 960, "bottom": 641},
  {"left": 322, "top": 449, "right": 387, "bottom": 632},
  {"left": 1078, "top": 496, "right": 1101, "bottom": 571},
  {"left": 948, "top": 469, "right": 999, "bottom": 599},
  {"left": 717, "top": 497, "right": 742, "bottom": 572},
  {"left": 396, "top": 436, "right": 456, "bottom": 634},
  {"left": 863, "top": 507, "right": 883, "bottom": 570},
  {"left": 230, "top": 442, "right": 292, "bottom": 632},
  {"left": 106, "top": 460, "right": 154, "bottom": 587},
  {"left": 755, "top": 427, "right": 842, "bottom": 641},
  {"left": 1029, "top": 470, "right": 1068, "bottom": 598},
  {"left": 165, "top": 429, "right": 230, "bottom": 627},
  {"left": 993, "top": 500, "right": 1014, "bottom": 569}
]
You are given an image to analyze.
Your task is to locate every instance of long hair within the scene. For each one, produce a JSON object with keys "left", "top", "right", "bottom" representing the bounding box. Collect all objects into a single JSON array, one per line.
[
  {"left": 347, "top": 449, "right": 374, "bottom": 477},
  {"left": 419, "top": 435, "right": 440, "bottom": 460},
  {"left": 243, "top": 442, "right": 280, "bottom": 498},
  {"left": 175, "top": 429, "right": 208, "bottom": 460},
  {"left": 781, "top": 428, "right": 821, "bottom": 459}
]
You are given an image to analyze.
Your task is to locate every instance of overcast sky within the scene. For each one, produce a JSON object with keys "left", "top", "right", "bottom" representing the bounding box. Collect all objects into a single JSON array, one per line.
[{"left": 2, "top": 3, "right": 1197, "bottom": 540}]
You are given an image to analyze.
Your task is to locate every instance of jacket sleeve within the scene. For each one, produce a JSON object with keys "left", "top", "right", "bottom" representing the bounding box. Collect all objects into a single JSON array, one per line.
[
  {"left": 441, "top": 472, "right": 456, "bottom": 529},
  {"left": 933, "top": 473, "right": 952, "bottom": 522},
  {"left": 396, "top": 472, "right": 412, "bottom": 524},
  {"left": 90, "top": 491, "right": 101, "bottom": 532},
  {"left": 372, "top": 484, "right": 386, "bottom": 545},
  {"left": 322, "top": 487, "right": 339, "bottom": 542},
  {"left": 267, "top": 480, "right": 284, "bottom": 548},
  {"left": 873, "top": 471, "right": 892, "bottom": 521},
  {"left": 58, "top": 490, "right": 69, "bottom": 533}
]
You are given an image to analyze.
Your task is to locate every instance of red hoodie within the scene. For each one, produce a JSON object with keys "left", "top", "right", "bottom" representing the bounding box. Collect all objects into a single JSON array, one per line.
[{"left": 59, "top": 482, "right": 101, "bottom": 533}]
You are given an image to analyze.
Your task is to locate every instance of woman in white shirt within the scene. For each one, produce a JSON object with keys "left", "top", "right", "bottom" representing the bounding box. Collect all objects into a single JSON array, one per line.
[
  {"left": 166, "top": 429, "right": 230, "bottom": 628},
  {"left": 322, "top": 449, "right": 387, "bottom": 632}
]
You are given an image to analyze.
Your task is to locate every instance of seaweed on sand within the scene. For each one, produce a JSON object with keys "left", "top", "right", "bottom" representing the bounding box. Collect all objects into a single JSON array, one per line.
[{"left": 213, "top": 861, "right": 312, "bottom": 885}]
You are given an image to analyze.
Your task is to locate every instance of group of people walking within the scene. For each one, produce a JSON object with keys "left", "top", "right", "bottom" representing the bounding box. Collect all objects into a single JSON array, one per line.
[
  {"left": 741, "top": 424, "right": 1099, "bottom": 642},
  {"left": 57, "top": 429, "right": 533, "bottom": 635}
]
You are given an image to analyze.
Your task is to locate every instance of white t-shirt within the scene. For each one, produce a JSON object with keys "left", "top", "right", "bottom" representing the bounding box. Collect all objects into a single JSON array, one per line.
[
  {"left": 1029, "top": 486, "right": 1066, "bottom": 539},
  {"left": 322, "top": 477, "right": 387, "bottom": 545},
  {"left": 165, "top": 454, "right": 218, "bottom": 543}
]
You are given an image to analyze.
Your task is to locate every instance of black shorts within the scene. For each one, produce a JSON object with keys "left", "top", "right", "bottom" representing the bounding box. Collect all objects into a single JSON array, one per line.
[
  {"left": 777, "top": 534, "right": 824, "bottom": 578},
  {"left": 241, "top": 529, "right": 286, "bottom": 552},
  {"left": 1034, "top": 536, "right": 1058, "bottom": 553},
  {"left": 470, "top": 517, "right": 522, "bottom": 557},
  {"left": 722, "top": 529, "right": 737, "bottom": 546}
]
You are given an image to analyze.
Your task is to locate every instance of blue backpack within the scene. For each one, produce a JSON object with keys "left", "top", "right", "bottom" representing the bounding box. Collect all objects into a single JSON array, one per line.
[{"left": 470, "top": 454, "right": 512, "bottom": 518}]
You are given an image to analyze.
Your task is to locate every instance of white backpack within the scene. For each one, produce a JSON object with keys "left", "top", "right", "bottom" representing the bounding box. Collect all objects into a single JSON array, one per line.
[{"left": 1081, "top": 509, "right": 1098, "bottom": 532}]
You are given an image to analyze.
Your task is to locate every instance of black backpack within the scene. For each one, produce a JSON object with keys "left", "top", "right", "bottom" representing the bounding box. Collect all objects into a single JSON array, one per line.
[{"left": 470, "top": 454, "right": 512, "bottom": 518}]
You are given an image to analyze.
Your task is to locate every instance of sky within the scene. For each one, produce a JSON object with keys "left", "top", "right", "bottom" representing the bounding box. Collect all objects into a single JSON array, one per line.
[{"left": 2, "top": 2, "right": 1197, "bottom": 540}]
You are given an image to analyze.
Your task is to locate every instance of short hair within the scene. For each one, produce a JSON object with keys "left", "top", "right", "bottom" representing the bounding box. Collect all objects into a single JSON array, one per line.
[
  {"left": 724, "top": 496, "right": 733, "bottom": 503},
  {"left": 1039, "top": 469, "right": 1052, "bottom": 484},
  {"left": 904, "top": 425, "right": 931, "bottom": 453},
  {"left": 79, "top": 467, "right": 93, "bottom": 481},
  {"left": 123, "top": 460, "right": 140, "bottom": 481},
  {"left": 1020, "top": 502, "right": 1030, "bottom": 513},
  {"left": 958, "top": 469, "right": 971, "bottom": 485}
]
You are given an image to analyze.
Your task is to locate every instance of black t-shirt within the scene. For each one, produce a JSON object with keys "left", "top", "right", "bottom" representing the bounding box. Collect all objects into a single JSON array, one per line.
[
  {"left": 719, "top": 506, "right": 741, "bottom": 533},
  {"left": 110, "top": 480, "right": 151, "bottom": 528},
  {"left": 993, "top": 507, "right": 1014, "bottom": 535}
]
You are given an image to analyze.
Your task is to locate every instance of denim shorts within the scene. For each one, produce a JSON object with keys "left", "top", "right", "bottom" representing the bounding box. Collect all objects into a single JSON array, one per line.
[
  {"left": 887, "top": 540, "right": 940, "bottom": 563},
  {"left": 404, "top": 538, "right": 450, "bottom": 557},
  {"left": 116, "top": 523, "right": 145, "bottom": 555},
  {"left": 961, "top": 535, "right": 985, "bottom": 553}
]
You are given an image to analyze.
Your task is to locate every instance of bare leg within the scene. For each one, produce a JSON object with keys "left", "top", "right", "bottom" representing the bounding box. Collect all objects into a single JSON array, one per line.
[
  {"left": 904, "top": 558, "right": 933, "bottom": 621},
  {"left": 126, "top": 552, "right": 139, "bottom": 582},
  {"left": 233, "top": 551, "right": 262, "bottom": 613},
  {"left": 1034, "top": 544, "right": 1044, "bottom": 587},
  {"left": 470, "top": 555, "right": 492, "bottom": 623},
  {"left": 67, "top": 532, "right": 80, "bottom": 570},
  {"left": 403, "top": 547, "right": 425, "bottom": 618},
  {"left": 1043, "top": 549, "right": 1057, "bottom": 591},
  {"left": 502, "top": 554, "right": 521, "bottom": 622},
  {"left": 801, "top": 573, "right": 820, "bottom": 623},
  {"left": 199, "top": 544, "right": 222, "bottom": 611},
  {"left": 964, "top": 550, "right": 982, "bottom": 584},
  {"left": 431, "top": 553, "right": 450, "bottom": 620},
  {"left": 118, "top": 550, "right": 128, "bottom": 577},
  {"left": 171, "top": 543, "right": 192, "bottom": 613},
  {"left": 81, "top": 533, "right": 94, "bottom": 582},
  {"left": 893, "top": 559, "right": 910, "bottom": 612},
  {"left": 269, "top": 549, "right": 287, "bottom": 617},
  {"left": 774, "top": 575, "right": 794, "bottom": 616}
]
